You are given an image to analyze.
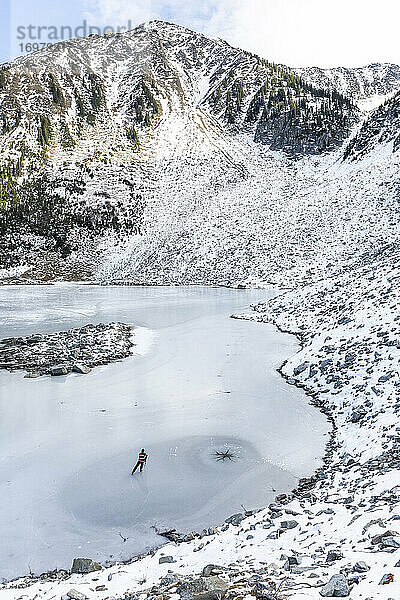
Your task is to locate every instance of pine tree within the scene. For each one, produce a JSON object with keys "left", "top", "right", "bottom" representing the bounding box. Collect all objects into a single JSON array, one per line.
[
  {"left": 48, "top": 74, "right": 63, "bottom": 105},
  {"left": 37, "top": 116, "right": 52, "bottom": 147},
  {"left": 0, "top": 68, "right": 8, "bottom": 89}
]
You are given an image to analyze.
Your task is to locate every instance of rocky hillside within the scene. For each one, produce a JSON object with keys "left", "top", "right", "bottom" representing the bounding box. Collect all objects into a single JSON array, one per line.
[
  {"left": 0, "top": 20, "right": 358, "bottom": 160},
  {"left": 296, "top": 62, "right": 400, "bottom": 109},
  {"left": 343, "top": 90, "right": 400, "bottom": 159}
]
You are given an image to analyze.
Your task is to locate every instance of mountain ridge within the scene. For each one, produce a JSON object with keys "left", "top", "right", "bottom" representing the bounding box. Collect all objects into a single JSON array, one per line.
[
  {"left": 296, "top": 62, "right": 400, "bottom": 109},
  {"left": 0, "top": 20, "right": 399, "bottom": 285}
]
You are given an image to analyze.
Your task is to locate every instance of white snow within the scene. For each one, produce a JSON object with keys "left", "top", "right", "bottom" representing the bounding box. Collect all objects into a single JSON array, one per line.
[{"left": 0, "top": 20, "right": 400, "bottom": 599}]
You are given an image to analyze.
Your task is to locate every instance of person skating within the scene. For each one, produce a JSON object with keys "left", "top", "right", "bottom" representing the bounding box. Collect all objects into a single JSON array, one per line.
[{"left": 131, "top": 448, "right": 148, "bottom": 474}]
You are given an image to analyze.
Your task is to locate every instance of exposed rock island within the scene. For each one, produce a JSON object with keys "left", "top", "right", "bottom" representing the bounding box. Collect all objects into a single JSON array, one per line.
[{"left": 0, "top": 322, "right": 134, "bottom": 378}]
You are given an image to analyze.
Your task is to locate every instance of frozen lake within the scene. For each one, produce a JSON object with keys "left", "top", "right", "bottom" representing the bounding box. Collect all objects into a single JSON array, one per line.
[{"left": 0, "top": 285, "right": 328, "bottom": 580}]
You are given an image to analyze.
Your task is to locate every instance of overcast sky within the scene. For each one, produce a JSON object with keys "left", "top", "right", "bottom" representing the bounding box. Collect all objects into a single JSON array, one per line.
[
  {"left": 3, "top": 0, "right": 400, "bottom": 67},
  {"left": 82, "top": 0, "right": 400, "bottom": 68}
]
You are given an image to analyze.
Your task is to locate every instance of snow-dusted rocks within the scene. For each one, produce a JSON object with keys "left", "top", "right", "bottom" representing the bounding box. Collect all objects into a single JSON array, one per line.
[
  {"left": 176, "top": 575, "right": 229, "bottom": 600},
  {"left": 319, "top": 573, "right": 349, "bottom": 597},
  {"left": 70, "top": 558, "right": 102, "bottom": 575},
  {"left": 344, "top": 90, "right": 400, "bottom": 159},
  {"left": 0, "top": 322, "right": 134, "bottom": 377},
  {"left": 296, "top": 63, "right": 400, "bottom": 109}
]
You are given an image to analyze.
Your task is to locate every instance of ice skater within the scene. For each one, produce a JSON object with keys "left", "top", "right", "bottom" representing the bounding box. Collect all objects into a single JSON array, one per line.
[{"left": 131, "top": 448, "right": 148, "bottom": 474}]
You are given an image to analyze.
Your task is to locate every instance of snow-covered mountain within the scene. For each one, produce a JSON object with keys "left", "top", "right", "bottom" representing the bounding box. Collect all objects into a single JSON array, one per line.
[
  {"left": 344, "top": 89, "right": 400, "bottom": 159},
  {"left": 0, "top": 20, "right": 399, "bottom": 284},
  {"left": 296, "top": 63, "right": 400, "bottom": 110},
  {"left": 0, "top": 20, "right": 358, "bottom": 158},
  {"left": 2, "top": 21, "right": 400, "bottom": 600}
]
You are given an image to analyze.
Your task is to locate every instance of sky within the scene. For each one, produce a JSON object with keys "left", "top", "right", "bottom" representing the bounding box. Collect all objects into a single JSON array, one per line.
[{"left": 1, "top": 0, "right": 400, "bottom": 68}]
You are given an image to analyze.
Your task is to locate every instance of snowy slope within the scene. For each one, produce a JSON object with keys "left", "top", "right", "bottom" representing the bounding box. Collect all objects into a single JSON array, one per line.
[
  {"left": 296, "top": 62, "right": 400, "bottom": 109},
  {"left": 344, "top": 90, "right": 400, "bottom": 159},
  {"left": 95, "top": 133, "right": 400, "bottom": 287}
]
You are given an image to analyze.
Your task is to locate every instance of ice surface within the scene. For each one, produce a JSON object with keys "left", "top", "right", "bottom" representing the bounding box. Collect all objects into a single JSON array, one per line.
[{"left": 0, "top": 285, "right": 328, "bottom": 580}]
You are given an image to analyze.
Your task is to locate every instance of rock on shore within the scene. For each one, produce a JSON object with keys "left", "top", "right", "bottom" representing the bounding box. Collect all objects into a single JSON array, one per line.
[{"left": 0, "top": 322, "right": 134, "bottom": 378}]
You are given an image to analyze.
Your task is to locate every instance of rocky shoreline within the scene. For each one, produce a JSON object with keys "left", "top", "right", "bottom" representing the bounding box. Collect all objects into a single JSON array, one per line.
[{"left": 0, "top": 322, "right": 134, "bottom": 378}]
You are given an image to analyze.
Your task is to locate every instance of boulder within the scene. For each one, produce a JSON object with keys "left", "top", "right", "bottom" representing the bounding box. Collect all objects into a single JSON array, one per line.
[
  {"left": 320, "top": 574, "right": 349, "bottom": 597},
  {"left": 275, "top": 493, "right": 287, "bottom": 502},
  {"left": 160, "top": 574, "right": 179, "bottom": 586},
  {"left": 159, "top": 528, "right": 196, "bottom": 543},
  {"left": 291, "top": 566, "right": 314, "bottom": 574},
  {"left": 27, "top": 335, "right": 43, "bottom": 344},
  {"left": 225, "top": 513, "right": 245, "bottom": 526},
  {"left": 71, "top": 557, "right": 102, "bottom": 574},
  {"left": 283, "top": 555, "right": 302, "bottom": 570},
  {"left": 327, "top": 549, "right": 344, "bottom": 562},
  {"left": 202, "top": 565, "right": 224, "bottom": 577},
  {"left": 66, "top": 591, "right": 88, "bottom": 600},
  {"left": 159, "top": 555, "right": 176, "bottom": 564},
  {"left": 50, "top": 364, "right": 70, "bottom": 376},
  {"left": 378, "top": 573, "right": 394, "bottom": 584},
  {"left": 177, "top": 576, "right": 228, "bottom": 600},
  {"left": 371, "top": 530, "right": 398, "bottom": 545},
  {"left": 353, "top": 561, "right": 370, "bottom": 573},
  {"left": 279, "top": 520, "right": 298, "bottom": 530},
  {"left": 350, "top": 408, "right": 366, "bottom": 423},
  {"left": 293, "top": 362, "right": 309, "bottom": 376},
  {"left": 378, "top": 373, "right": 392, "bottom": 383},
  {"left": 72, "top": 363, "right": 91, "bottom": 374}
]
